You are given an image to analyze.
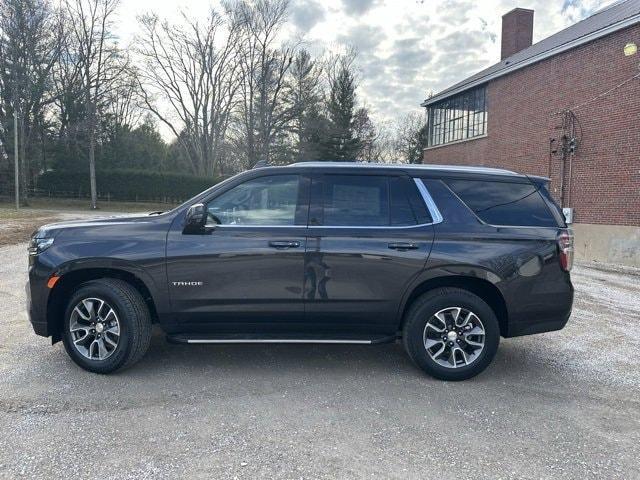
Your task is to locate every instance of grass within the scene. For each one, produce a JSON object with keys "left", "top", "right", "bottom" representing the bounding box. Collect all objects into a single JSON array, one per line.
[
  {"left": 0, "top": 197, "right": 179, "bottom": 246},
  {"left": 0, "top": 210, "right": 61, "bottom": 246},
  {"left": 2, "top": 197, "right": 178, "bottom": 213}
]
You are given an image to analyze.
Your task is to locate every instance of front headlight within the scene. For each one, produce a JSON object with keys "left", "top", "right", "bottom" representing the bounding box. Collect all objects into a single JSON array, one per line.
[{"left": 28, "top": 237, "right": 54, "bottom": 256}]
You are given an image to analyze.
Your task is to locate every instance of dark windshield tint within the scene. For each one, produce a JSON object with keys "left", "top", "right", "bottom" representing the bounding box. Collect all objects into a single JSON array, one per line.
[{"left": 445, "top": 179, "right": 558, "bottom": 227}]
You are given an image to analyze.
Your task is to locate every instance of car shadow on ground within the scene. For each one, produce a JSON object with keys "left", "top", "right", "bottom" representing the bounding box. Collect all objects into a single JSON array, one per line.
[
  {"left": 100, "top": 331, "right": 576, "bottom": 387},
  {"left": 4, "top": 328, "right": 610, "bottom": 419},
  {"left": 11, "top": 328, "right": 584, "bottom": 405}
]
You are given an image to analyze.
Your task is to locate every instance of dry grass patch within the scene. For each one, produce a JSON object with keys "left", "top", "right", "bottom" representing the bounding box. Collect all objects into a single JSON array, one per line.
[{"left": 0, "top": 209, "right": 62, "bottom": 246}]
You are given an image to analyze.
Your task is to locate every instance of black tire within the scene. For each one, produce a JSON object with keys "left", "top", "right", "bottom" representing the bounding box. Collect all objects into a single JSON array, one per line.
[
  {"left": 402, "top": 287, "right": 500, "bottom": 381},
  {"left": 61, "top": 278, "right": 152, "bottom": 374}
]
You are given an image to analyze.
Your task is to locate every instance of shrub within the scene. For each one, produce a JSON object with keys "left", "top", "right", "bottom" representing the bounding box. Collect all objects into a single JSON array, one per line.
[{"left": 37, "top": 169, "right": 217, "bottom": 203}]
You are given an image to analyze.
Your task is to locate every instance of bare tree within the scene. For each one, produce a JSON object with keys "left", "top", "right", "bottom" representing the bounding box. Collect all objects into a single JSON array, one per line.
[
  {"left": 136, "top": 9, "right": 240, "bottom": 176},
  {"left": 353, "top": 107, "right": 378, "bottom": 162},
  {"left": 65, "top": 0, "right": 122, "bottom": 209},
  {"left": 352, "top": 107, "right": 395, "bottom": 163},
  {"left": 0, "top": 0, "right": 63, "bottom": 202},
  {"left": 231, "top": 0, "right": 295, "bottom": 168},
  {"left": 52, "top": 10, "right": 85, "bottom": 164},
  {"left": 393, "top": 112, "right": 428, "bottom": 164},
  {"left": 106, "top": 64, "right": 144, "bottom": 129}
]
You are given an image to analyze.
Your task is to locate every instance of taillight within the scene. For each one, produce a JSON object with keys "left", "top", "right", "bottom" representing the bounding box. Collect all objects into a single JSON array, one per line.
[{"left": 557, "top": 229, "right": 574, "bottom": 271}]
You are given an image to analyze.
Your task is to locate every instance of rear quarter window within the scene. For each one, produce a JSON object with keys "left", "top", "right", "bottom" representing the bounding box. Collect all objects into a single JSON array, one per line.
[{"left": 444, "top": 179, "right": 559, "bottom": 227}]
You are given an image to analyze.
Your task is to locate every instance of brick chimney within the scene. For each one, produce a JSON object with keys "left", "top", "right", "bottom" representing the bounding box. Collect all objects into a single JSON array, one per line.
[{"left": 501, "top": 8, "right": 534, "bottom": 60}]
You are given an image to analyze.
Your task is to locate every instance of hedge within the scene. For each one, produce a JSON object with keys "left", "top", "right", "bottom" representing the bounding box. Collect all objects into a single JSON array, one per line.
[{"left": 37, "top": 169, "right": 217, "bottom": 203}]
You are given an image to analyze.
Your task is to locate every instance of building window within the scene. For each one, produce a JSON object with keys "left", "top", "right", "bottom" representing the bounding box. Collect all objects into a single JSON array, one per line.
[{"left": 427, "top": 85, "right": 487, "bottom": 147}]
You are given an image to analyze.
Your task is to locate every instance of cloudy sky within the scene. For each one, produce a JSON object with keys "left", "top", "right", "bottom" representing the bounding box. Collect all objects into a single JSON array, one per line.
[{"left": 116, "top": 0, "right": 616, "bottom": 129}]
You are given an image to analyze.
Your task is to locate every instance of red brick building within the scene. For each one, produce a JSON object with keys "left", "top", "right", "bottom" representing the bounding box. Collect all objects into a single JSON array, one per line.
[{"left": 422, "top": 1, "right": 640, "bottom": 267}]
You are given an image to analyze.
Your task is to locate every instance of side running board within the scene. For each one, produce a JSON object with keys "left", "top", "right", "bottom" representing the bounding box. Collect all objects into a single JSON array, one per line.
[{"left": 166, "top": 333, "right": 397, "bottom": 345}]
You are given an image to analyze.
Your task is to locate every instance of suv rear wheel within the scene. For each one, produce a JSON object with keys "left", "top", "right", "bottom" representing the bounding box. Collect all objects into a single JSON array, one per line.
[
  {"left": 61, "top": 279, "right": 152, "bottom": 374},
  {"left": 403, "top": 287, "right": 500, "bottom": 381}
]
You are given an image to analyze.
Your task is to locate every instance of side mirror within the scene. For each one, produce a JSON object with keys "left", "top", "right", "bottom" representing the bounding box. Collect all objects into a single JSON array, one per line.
[{"left": 183, "top": 203, "right": 207, "bottom": 234}]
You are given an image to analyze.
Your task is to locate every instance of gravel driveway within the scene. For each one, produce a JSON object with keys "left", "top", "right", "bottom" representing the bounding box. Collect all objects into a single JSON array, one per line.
[{"left": 0, "top": 232, "right": 638, "bottom": 479}]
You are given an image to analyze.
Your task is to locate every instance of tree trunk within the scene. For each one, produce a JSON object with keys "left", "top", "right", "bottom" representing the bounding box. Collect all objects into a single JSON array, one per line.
[
  {"left": 89, "top": 123, "right": 97, "bottom": 209},
  {"left": 88, "top": 100, "right": 98, "bottom": 209},
  {"left": 19, "top": 115, "right": 29, "bottom": 205}
]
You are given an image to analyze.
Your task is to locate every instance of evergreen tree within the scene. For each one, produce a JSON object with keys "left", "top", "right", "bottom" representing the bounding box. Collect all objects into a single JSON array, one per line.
[
  {"left": 99, "top": 116, "right": 168, "bottom": 171},
  {"left": 324, "top": 64, "right": 360, "bottom": 161},
  {"left": 409, "top": 124, "right": 429, "bottom": 164},
  {"left": 287, "top": 49, "right": 328, "bottom": 162}
]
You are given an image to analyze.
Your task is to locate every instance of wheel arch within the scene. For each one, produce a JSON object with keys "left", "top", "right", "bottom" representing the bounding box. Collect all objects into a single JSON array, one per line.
[
  {"left": 47, "top": 267, "right": 159, "bottom": 343},
  {"left": 398, "top": 275, "right": 509, "bottom": 336}
]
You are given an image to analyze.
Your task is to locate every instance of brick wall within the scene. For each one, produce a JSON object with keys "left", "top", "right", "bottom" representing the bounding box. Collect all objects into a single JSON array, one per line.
[{"left": 423, "top": 23, "right": 640, "bottom": 227}]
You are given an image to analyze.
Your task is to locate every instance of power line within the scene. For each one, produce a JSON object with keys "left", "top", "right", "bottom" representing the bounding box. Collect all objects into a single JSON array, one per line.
[{"left": 570, "top": 71, "right": 640, "bottom": 111}]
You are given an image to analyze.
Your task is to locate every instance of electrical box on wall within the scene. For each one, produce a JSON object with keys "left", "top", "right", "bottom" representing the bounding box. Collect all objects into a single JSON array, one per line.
[{"left": 563, "top": 208, "right": 574, "bottom": 224}]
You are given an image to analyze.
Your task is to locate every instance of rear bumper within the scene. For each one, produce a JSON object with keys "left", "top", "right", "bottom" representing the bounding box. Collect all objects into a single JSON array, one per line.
[
  {"left": 505, "top": 310, "right": 571, "bottom": 337},
  {"left": 504, "top": 280, "right": 574, "bottom": 338}
]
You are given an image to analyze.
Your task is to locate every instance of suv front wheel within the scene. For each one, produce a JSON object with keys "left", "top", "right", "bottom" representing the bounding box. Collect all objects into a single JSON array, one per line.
[
  {"left": 61, "top": 279, "right": 152, "bottom": 374},
  {"left": 403, "top": 287, "right": 500, "bottom": 381}
]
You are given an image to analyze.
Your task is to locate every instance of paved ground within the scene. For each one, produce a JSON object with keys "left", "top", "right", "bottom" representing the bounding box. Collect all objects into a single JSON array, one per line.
[{"left": 0, "top": 215, "right": 639, "bottom": 479}]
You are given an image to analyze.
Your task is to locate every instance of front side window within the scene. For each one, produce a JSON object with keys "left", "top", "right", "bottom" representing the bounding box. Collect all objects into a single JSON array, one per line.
[
  {"left": 207, "top": 175, "right": 299, "bottom": 226},
  {"left": 321, "top": 175, "right": 425, "bottom": 227},
  {"left": 445, "top": 179, "right": 559, "bottom": 227},
  {"left": 427, "top": 85, "right": 487, "bottom": 147}
]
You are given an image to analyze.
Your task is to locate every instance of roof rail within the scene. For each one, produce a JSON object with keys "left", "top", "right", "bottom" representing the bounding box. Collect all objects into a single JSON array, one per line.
[
  {"left": 287, "top": 161, "right": 518, "bottom": 175},
  {"left": 252, "top": 159, "right": 269, "bottom": 169}
]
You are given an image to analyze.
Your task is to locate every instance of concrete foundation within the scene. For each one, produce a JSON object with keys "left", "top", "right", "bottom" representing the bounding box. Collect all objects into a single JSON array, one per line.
[{"left": 571, "top": 223, "right": 640, "bottom": 267}]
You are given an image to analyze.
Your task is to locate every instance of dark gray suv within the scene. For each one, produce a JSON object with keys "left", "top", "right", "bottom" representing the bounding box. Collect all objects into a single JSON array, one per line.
[{"left": 27, "top": 162, "right": 574, "bottom": 380}]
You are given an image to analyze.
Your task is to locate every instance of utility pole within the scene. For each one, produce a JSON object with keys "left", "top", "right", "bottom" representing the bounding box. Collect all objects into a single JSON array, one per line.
[{"left": 14, "top": 110, "right": 19, "bottom": 210}]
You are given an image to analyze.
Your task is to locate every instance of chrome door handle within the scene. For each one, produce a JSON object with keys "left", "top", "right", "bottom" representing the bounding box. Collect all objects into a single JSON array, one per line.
[
  {"left": 268, "top": 240, "right": 301, "bottom": 249},
  {"left": 388, "top": 242, "right": 419, "bottom": 250}
]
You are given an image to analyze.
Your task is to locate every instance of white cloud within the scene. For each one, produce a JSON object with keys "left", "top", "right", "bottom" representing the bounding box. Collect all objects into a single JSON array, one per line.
[{"left": 114, "top": 0, "right": 617, "bottom": 134}]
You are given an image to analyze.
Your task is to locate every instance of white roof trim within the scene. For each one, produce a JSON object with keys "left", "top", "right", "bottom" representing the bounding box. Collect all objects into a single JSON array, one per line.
[{"left": 422, "top": 12, "right": 640, "bottom": 107}]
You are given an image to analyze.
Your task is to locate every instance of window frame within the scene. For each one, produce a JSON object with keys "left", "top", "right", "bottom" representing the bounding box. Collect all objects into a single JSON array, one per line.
[
  {"left": 309, "top": 173, "right": 441, "bottom": 229},
  {"left": 426, "top": 85, "right": 487, "bottom": 148},
  {"left": 203, "top": 173, "right": 310, "bottom": 228}
]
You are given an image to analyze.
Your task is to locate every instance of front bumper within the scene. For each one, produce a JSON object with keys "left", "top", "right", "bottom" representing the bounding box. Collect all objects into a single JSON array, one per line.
[
  {"left": 26, "top": 256, "right": 55, "bottom": 338},
  {"left": 26, "top": 279, "right": 49, "bottom": 337}
]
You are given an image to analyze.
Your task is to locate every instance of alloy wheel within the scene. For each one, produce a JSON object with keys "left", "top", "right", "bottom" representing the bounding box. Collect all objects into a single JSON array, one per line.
[
  {"left": 423, "top": 306, "right": 485, "bottom": 368},
  {"left": 69, "top": 297, "right": 121, "bottom": 361}
]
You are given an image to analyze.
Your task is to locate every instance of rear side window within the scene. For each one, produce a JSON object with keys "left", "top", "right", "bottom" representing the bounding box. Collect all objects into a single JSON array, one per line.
[
  {"left": 323, "top": 175, "right": 389, "bottom": 226},
  {"left": 444, "top": 179, "right": 558, "bottom": 227},
  {"left": 320, "top": 175, "right": 427, "bottom": 227}
]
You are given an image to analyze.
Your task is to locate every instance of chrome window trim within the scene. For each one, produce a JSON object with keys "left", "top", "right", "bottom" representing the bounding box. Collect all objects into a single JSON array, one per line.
[
  {"left": 414, "top": 178, "right": 444, "bottom": 224},
  {"left": 308, "top": 176, "right": 443, "bottom": 229},
  {"left": 211, "top": 177, "right": 444, "bottom": 229},
  {"left": 307, "top": 224, "right": 432, "bottom": 230},
  {"left": 214, "top": 224, "right": 304, "bottom": 228},
  {"left": 215, "top": 223, "right": 434, "bottom": 230}
]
